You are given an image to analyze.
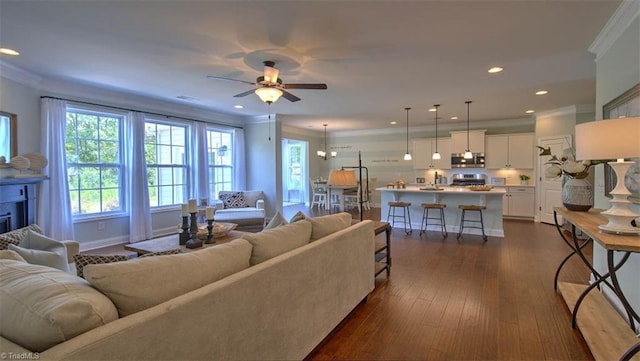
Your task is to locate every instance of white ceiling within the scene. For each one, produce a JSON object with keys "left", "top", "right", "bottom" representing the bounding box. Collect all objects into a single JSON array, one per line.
[{"left": 0, "top": 0, "right": 621, "bottom": 132}]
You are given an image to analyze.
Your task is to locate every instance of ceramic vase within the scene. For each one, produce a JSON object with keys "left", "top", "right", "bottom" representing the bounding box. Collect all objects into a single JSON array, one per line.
[{"left": 562, "top": 177, "right": 593, "bottom": 212}]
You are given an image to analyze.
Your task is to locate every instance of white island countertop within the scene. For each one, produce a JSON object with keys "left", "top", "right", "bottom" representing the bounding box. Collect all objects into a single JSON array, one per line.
[
  {"left": 377, "top": 186, "right": 507, "bottom": 194},
  {"left": 377, "top": 185, "right": 506, "bottom": 237}
]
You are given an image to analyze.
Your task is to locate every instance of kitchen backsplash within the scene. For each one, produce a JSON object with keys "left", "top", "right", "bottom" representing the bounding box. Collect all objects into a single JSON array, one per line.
[{"left": 413, "top": 168, "right": 534, "bottom": 186}]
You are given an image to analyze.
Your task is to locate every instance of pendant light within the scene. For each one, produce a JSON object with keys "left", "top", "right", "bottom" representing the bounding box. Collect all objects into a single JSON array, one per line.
[
  {"left": 317, "top": 124, "right": 336, "bottom": 160},
  {"left": 464, "top": 100, "right": 473, "bottom": 159},
  {"left": 403, "top": 107, "right": 412, "bottom": 160},
  {"left": 432, "top": 104, "right": 441, "bottom": 160}
]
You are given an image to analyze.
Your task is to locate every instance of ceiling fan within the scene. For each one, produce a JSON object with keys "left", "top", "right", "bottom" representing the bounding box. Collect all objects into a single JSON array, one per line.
[{"left": 207, "top": 60, "right": 327, "bottom": 103}]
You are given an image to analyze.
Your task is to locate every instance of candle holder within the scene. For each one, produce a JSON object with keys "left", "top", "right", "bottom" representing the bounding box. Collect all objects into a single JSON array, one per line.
[
  {"left": 186, "top": 211, "right": 202, "bottom": 249},
  {"left": 179, "top": 215, "right": 190, "bottom": 245},
  {"left": 205, "top": 219, "right": 215, "bottom": 244}
]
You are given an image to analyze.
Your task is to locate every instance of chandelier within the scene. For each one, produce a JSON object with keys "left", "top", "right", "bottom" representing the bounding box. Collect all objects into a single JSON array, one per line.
[{"left": 317, "top": 124, "right": 336, "bottom": 160}]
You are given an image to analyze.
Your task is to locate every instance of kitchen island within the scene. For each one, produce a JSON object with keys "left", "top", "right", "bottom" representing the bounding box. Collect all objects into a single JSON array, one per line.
[{"left": 378, "top": 186, "right": 506, "bottom": 237}]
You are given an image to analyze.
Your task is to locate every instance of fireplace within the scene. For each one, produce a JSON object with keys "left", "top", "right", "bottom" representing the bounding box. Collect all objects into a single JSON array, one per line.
[{"left": 0, "top": 178, "right": 45, "bottom": 234}]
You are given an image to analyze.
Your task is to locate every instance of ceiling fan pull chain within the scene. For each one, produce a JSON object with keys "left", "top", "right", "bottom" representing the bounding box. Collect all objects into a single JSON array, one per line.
[{"left": 268, "top": 102, "right": 272, "bottom": 141}]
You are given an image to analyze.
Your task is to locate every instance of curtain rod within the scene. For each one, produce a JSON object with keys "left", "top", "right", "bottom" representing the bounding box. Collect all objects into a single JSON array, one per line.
[{"left": 40, "top": 96, "right": 243, "bottom": 129}]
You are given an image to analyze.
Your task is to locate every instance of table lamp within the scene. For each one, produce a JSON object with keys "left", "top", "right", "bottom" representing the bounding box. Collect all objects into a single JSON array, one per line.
[
  {"left": 327, "top": 169, "right": 358, "bottom": 187},
  {"left": 575, "top": 116, "right": 640, "bottom": 235}
]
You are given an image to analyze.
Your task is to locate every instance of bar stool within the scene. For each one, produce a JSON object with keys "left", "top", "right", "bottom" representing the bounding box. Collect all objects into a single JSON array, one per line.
[
  {"left": 419, "top": 203, "right": 448, "bottom": 239},
  {"left": 457, "top": 205, "right": 488, "bottom": 242},
  {"left": 387, "top": 201, "right": 412, "bottom": 234}
]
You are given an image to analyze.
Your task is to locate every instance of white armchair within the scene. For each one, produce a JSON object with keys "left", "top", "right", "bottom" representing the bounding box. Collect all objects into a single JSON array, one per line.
[{"left": 213, "top": 190, "right": 266, "bottom": 232}]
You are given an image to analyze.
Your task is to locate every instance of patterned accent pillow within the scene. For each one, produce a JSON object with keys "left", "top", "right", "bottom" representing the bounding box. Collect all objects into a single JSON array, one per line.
[
  {"left": 219, "top": 191, "right": 248, "bottom": 209},
  {"left": 0, "top": 224, "right": 43, "bottom": 250},
  {"left": 74, "top": 249, "right": 183, "bottom": 278},
  {"left": 73, "top": 254, "right": 129, "bottom": 279},
  {"left": 138, "top": 248, "right": 183, "bottom": 258}
]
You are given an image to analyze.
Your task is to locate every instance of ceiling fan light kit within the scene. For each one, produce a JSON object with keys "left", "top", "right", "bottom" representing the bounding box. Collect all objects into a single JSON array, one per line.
[
  {"left": 464, "top": 100, "right": 473, "bottom": 159},
  {"left": 404, "top": 107, "right": 412, "bottom": 161},
  {"left": 255, "top": 87, "right": 282, "bottom": 103},
  {"left": 208, "top": 60, "right": 327, "bottom": 104}
]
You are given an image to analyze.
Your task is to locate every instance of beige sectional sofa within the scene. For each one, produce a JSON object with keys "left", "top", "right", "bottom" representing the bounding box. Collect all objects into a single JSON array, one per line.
[{"left": 0, "top": 213, "right": 375, "bottom": 360}]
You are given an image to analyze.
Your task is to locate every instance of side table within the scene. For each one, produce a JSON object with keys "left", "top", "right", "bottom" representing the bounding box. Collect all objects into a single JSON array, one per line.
[
  {"left": 553, "top": 207, "right": 640, "bottom": 361},
  {"left": 373, "top": 221, "right": 391, "bottom": 277}
]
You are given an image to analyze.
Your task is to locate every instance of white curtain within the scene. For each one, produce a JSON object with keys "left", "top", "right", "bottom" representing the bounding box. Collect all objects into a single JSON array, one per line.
[
  {"left": 39, "top": 98, "right": 75, "bottom": 241},
  {"left": 233, "top": 128, "right": 246, "bottom": 190},
  {"left": 125, "top": 111, "right": 152, "bottom": 243},
  {"left": 191, "top": 122, "right": 210, "bottom": 202}
]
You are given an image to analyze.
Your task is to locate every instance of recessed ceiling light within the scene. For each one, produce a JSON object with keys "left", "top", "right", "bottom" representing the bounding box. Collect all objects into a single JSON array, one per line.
[
  {"left": 233, "top": 105, "right": 244, "bottom": 109},
  {"left": 451, "top": 116, "right": 459, "bottom": 120},
  {"left": 488, "top": 66, "right": 503, "bottom": 74},
  {"left": 428, "top": 108, "right": 436, "bottom": 112},
  {"left": 0, "top": 48, "right": 20, "bottom": 56},
  {"left": 525, "top": 110, "right": 535, "bottom": 114},
  {"left": 390, "top": 121, "right": 397, "bottom": 125},
  {"left": 535, "top": 90, "right": 549, "bottom": 95}
]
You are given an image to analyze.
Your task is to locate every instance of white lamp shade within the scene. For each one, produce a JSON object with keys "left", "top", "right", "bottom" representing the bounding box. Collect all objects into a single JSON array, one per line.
[
  {"left": 254, "top": 87, "right": 283, "bottom": 103},
  {"left": 327, "top": 169, "right": 357, "bottom": 187},
  {"left": 575, "top": 117, "right": 640, "bottom": 161},
  {"left": 404, "top": 153, "right": 412, "bottom": 160},
  {"left": 463, "top": 151, "right": 473, "bottom": 159},
  {"left": 432, "top": 152, "right": 441, "bottom": 160}
]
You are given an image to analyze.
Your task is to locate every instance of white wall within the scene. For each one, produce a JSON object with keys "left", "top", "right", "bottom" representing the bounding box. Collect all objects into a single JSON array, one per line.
[{"left": 590, "top": 5, "right": 640, "bottom": 323}]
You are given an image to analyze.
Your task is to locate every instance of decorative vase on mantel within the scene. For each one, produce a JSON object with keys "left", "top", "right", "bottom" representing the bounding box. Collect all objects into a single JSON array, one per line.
[{"left": 562, "top": 177, "right": 593, "bottom": 212}]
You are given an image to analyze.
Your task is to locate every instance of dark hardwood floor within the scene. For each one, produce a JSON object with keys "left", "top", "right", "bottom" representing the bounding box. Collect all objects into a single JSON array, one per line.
[{"left": 289, "top": 204, "right": 593, "bottom": 361}]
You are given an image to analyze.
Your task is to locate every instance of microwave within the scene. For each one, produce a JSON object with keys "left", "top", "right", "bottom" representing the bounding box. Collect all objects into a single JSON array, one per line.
[{"left": 451, "top": 153, "right": 485, "bottom": 168}]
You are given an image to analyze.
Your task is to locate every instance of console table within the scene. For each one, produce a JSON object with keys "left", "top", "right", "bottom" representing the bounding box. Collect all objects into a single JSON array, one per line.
[{"left": 553, "top": 207, "right": 640, "bottom": 361}]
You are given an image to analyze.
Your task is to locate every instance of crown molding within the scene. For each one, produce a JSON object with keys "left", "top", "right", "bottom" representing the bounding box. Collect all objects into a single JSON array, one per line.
[
  {"left": 589, "top": 0, "right": 640, "bottom": 62},
  {"left": 0, "top": 60, "right": 42, "bottom": 88},
  {"left": 535, "top": 105, "right": 594, "bottom": 119}
]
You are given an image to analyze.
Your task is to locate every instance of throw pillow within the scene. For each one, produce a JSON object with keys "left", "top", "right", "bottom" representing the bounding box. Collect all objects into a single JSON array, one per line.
[
  {"left": 242, "top": 220, "right": 312, "bottom": 265},
  {"left": 0, "top": 259, "right": 118, "bottom": 352},
  {"left": 0, "top": 249, "right": 26, "bottom": 262},
  {"left": 73, "top": 254, "right": 129, "bottom": 279},
  {"left": 264, "top": 211, "right": 288, "bottom": 230},
  {"left": 73, "top": 249, "right": 183, "bottom": 278},
  {"left": 308, "top": 212, "right": 353, "bottom": 241},
  {"left": 8, "top": 230, "right": 69, "bottom": 272},
  {"left": 84, "top": 239, "right": 252, "bottom": 317},
  {"left": 289, "top": 210, "right": 307, "bottom": 223},
  {"left": 219, "top": 191, "right": 248, "bottom": 209},
  {"left": 0, "top": 224, "right": 42, "bottom": 250}
]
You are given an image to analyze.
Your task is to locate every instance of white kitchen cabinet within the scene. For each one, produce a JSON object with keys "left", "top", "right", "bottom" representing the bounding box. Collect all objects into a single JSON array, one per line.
[
  {"left": 413, "top": 138, "right": 451, "bottom": 170},
  {"left": 486, "top": 133, "right": 534, "bottom": 169},
  {"left": 501, "top": 186, "right": 535, "bottom": 218},
  {"left": 450, "top": 130, "right": 485, "bottom": 154}
]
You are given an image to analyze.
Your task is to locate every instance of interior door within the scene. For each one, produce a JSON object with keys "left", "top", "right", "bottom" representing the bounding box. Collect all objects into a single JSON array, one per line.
[
  {"left": 281, "top": 139, "right": 308, "bottom": 205},
  {"left": 538, "top": 135, "right": 572, "bottom": 224}
]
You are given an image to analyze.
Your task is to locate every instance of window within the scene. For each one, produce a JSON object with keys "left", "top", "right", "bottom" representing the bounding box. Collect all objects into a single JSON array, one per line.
[
  {"left": 206, "top": 129, "right": 233, "bottom": 197},
  {"left": 66, "top": 108, "right": 124, "bottom": 216},
  {"left": 145, "top": 120, "right": 188, "bottom": 207}
]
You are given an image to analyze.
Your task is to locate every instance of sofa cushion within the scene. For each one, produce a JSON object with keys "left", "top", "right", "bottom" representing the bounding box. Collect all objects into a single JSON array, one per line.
[
  {"left": 84, "top": 239, "right": 253, "bottom": 317},
  {"left": 242, "top": 220, "right": 312, "bottom": 265},
  {"left": 308, "top": 212, "right": 353, "bottom": 241},
  {"left": 8, "top": 230, "right": 69, "bottom": 272},
  {"left": 219, "top": 191, "right": 248, "bottom": 208},
  {"left": 0, "top": 250, "right": 26, "bottom": 262},
  {"left": 0, "top": 259, "right": 118, "bottom": 352},
  {"left": 0, "top": 224, "right": 42, "bottom": 250}
]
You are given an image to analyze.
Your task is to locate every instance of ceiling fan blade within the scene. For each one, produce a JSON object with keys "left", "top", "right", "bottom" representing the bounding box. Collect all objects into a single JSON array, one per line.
[
  {"left": 281, "top": 90, "right": 301, "bottom": 102},
  {"left": 282, "top": 83, "right": 328, "bottom": 90},
  {"left": 233, "top": 89, "right": 257, "bottom": 98},
  {"left": 206, "top": 75, "right": 256, "bottom": 86}
]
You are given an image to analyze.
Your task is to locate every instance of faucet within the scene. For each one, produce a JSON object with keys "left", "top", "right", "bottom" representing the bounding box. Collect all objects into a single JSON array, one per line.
[{"left": 434, "top": 171, "right": 438, "bottom": 184}]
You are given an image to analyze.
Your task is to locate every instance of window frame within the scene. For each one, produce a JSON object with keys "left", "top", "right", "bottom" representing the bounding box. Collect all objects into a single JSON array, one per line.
[
  {"left": 65, "top": 106, "right": 126, "bottom": 219},
  {"left": 205, "top": 127, "right": 235, "bottom": 199}
]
